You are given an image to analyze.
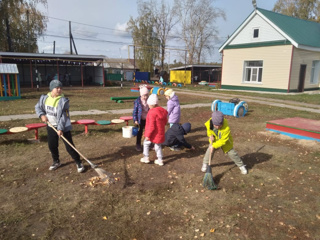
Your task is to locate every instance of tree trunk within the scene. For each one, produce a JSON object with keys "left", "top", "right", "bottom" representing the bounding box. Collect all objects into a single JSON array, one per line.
[{"left": 5, "top": 17, "right": 13, "bottom": 52}]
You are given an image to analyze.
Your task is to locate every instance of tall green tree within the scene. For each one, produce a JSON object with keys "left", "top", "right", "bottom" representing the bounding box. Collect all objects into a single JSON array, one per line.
[
  {"left": 0, "top": 0, "right": 47, "bottom": 52},
  {"left": 273, "top": 0, "right": 320, "bottom": 22},
  {"left": 127, "top": 3, "right": 160, "bottom": 72}
]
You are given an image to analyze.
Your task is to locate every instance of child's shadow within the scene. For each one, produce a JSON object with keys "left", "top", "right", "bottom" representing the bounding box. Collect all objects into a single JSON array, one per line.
[
  {"left": 241, "top": 146, "right": 273, "bottom": 170},
  {"left": 213, "top": 145, "right": 272, "bottom": 184}
]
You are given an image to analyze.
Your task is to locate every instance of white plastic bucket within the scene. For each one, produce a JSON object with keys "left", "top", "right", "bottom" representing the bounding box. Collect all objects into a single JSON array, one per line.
[{"left": 122, "top": 126, "right": 133, "bottom": 138}]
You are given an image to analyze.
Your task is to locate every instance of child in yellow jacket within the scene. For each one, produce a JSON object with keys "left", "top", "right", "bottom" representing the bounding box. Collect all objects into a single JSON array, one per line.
[{"left": 202, "top": 111, "right": 247, "bottom": 175}]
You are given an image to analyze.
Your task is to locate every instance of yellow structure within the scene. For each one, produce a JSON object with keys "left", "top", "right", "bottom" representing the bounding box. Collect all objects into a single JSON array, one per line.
[{"left": 170, "top": 70, "right": 191, "bottom": 84}]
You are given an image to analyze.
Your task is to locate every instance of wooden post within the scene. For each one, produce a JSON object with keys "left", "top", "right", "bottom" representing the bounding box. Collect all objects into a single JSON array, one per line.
[{"left": 30, "top": 60, "right": 33, "bottom": 89}]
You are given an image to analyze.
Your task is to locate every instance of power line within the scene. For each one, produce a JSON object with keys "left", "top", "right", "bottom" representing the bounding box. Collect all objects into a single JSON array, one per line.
[{"left": 46, "top": 16, "right": 128, "bottom": 33}]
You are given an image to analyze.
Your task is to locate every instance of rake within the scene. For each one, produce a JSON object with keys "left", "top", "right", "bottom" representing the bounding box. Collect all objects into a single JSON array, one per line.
[
  {"left": 47, "top": 122, "right": 113, "bottom": 183},
  {"left": 203, "top": 146, "right": 218, "bottom": 190}
]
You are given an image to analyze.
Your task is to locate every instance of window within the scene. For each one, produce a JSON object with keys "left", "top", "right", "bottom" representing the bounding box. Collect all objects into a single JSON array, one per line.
[
  {"left": 253, "top": 28, "right": 259, "bottom": 38},
  {"left": 310, "top": 60, "right": 320, "bottom": 84},
  {"left": 243, "top": 61, "right": 263, "bottom": 83}
]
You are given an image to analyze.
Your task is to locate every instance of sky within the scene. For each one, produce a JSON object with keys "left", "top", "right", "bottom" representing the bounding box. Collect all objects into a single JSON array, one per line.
[{"left": 37, "top": 0, "right": 279, "bottom": 63}]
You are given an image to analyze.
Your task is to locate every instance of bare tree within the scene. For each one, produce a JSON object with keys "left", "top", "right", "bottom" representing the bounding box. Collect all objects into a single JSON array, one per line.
[
  {"left": 174, "top": 0, "right": 225, "bottom": 64},
  {"left": 151, "top": 0, "right": 178, "bottom": 69},
  {"left": 129, "top": 0, "right": 177, "bottom": 71},
  {"left": 273, "top": 0, "right": 320, "bottom": 22}
]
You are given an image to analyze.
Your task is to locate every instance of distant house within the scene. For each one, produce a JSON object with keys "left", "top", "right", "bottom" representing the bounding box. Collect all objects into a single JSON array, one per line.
[
  {"left": 103, "top": 58, "right": 137, "bottom": 81},
  {"left": 219, "top": 8, "right": 320, "bottom": 92}
]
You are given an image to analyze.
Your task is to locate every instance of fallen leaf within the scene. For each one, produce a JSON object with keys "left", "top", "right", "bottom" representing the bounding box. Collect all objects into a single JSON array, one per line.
[
  {"left": 210, "top": 228, "right": 215, "bottom": 233},
  {"left": 103, "top": 216, "right": 107, "bottom": 220},
  {"left": 147, "top": 211, "right": 151, "bottom": 215}
]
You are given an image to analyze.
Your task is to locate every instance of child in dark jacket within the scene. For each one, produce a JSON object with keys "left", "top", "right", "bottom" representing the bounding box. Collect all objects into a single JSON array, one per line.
[
  {"left": 163, "top": 123, "right": 195, "bottom": 151},
  {"left": 140, "top": 94, "right": 168, "bottom": 166},
  {"left": 35, "top": 80, "right": 84, "bottom": 173},
  {"left": 132, "top": 85, "right": 149, "bottom": 151}
]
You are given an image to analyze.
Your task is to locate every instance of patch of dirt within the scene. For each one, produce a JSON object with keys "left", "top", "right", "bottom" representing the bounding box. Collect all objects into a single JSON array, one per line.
[{"left": 1, "top": 103, "right": 320, "bottom": 239}]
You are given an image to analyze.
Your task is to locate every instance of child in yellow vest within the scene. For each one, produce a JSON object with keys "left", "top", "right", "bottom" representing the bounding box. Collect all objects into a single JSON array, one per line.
[
  {"left": 35, "top": 80, "right": 84, "bottom": 173},
  {"left": 202, "top": 111, "right": 247, "bottom": 175}
]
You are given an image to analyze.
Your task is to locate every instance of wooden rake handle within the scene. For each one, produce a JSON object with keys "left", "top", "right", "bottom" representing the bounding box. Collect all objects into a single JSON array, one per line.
[{"left": 47, "top": 121, "right": 97, "bottom": 168}]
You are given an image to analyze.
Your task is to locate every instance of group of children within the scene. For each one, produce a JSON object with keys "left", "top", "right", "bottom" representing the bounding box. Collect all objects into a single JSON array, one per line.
[
  {"left": 35, "top": 80, "right": 247, "bottom": 176},
  {"left": 132, "top": 85, "right": 247, "bottom": 174}
]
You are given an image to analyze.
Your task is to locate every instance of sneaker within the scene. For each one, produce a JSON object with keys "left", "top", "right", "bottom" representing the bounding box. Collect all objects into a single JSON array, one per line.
[
  {"left": 154, "top": 159, "right": 164, "bottom": 166},
  {"left": 239, "top": 165, "right": 248, "bottom": 175},
  {"left": 140, "top": 156, "right": 150, "bottom": 163},
  {"left": 77, "top": 163, "right": 85, "bottom": 173},
  {"left": 201, "top": 163, "right": 208, "bottom": 172},
  {"left": 169, "top": 146, "right": 181, "bottom": 151},
  {"left": 136, "top": 144, "right": 142, "bottom": 152},
  {"left": 49, "top": 162, "right": 61, "bottom": 171}
]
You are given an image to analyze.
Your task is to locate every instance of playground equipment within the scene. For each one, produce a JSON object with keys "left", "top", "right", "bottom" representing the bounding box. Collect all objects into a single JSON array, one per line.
[
  {"left": 266, "top": 117, "right": 320, "bottom": 142},
  {"left": 0, "top": 63, "right": 21, "bottom": 101},
  {"left": 198, "top": 81, "right": 209, "bottom": 86},
  {"left": 211, "top": 99, "right": 248, "bottom": 118},
  {"left": 110, "top": 96, "right": 139, "bottom": 103},
  {"left": 150, "top": 86, "right": 165, "bottom": 95}
]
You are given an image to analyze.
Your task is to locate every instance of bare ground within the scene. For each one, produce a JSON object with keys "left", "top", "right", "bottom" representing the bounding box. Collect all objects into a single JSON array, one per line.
[{"left": 0, "top": 98, "right": 320, "bottom": 239}]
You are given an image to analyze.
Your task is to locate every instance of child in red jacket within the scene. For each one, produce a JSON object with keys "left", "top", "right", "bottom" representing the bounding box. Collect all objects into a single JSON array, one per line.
[{"left": 140, "top": 94, "right": 168, "bottom": 166}]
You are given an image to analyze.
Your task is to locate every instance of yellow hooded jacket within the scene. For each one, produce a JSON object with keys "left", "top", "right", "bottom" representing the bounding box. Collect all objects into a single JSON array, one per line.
[{"left": 204, "top": 118, "right": 233, "bottom": 153}]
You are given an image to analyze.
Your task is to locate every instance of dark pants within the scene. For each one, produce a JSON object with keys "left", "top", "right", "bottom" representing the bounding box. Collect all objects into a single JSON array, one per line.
[
  {"left": 47, "top": 126, "right": 81, "bottom": 165},
  {"left": 136, "top": 119, "right": 146, "bottom": 146}
]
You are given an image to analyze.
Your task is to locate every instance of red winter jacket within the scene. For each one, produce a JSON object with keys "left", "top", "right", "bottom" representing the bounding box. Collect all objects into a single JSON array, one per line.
[{"left": 144, "top": 106, "right": 168, "bottom": 144}]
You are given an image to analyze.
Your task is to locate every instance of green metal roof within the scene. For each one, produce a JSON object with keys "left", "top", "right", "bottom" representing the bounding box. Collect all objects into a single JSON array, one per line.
[
  {"left": 257, "top": 8, "right": 320, "bottom": 48},
  {"left": 220, "top": 8, "right": 320, "bottom": 52}
]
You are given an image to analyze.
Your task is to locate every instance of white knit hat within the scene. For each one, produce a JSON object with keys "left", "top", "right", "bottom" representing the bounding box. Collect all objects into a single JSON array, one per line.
[
  {"left": 147, "top": 94, "right": 158, "bottom": 105},
  {"left": 164, "top": 88, "right": 174, "bottom": 98}
]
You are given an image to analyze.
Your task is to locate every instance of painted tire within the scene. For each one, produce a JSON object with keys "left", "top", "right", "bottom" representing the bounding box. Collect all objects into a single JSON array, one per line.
[
  {"left": 172, "top": 83, "right": 177, "bottom": 87},
  {"left": 157, "top": 88, "right": 165, "bottom": 95},
  {"left": 211, "top": 100, "right": 221, "bottom": 112},
  {"left": 177, "top": 83, "right": 182, "bottom": 87},
  {"left": 233, "top": 101, "right": 247, "bottom": 117}
]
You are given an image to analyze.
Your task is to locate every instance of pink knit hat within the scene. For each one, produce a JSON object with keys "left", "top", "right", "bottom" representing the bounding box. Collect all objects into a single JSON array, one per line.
[{"left": 139, "top": 86, "right": 149, "bottom": 96}]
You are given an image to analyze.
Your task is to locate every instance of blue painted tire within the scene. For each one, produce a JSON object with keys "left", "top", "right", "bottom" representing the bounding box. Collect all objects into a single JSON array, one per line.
[
  {"left": 211, "top": 100, "right": 221, "bottom": 112},
  {"left": 233, "top": 101, "right": 248, "bottom": 117}
]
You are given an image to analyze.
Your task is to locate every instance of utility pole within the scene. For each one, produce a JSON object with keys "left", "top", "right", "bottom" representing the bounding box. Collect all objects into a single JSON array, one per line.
[
  {"left": 69, "top": 21, "right": 72, "bottom": 54},
  {"left": 35, "top": 61, "right": 39, "bottom": 91},
  {"left": 121, "top": 63, "right": 123, "bottom": 89},
  {"left": 53, "top": 41, "right": 55, "bottom": 54},
  {"left": 184, "top": 50, "right": 187, "bottom": 87},
  {"left": 27, "top": 10, "right": 30, "bottom": 52}
]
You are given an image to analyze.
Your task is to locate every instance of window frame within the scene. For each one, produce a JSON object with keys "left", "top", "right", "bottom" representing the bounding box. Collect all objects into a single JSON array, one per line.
[
  {"left": 310, "top": 60, "right": 320, "bottom": 84},
  {"left": 243, "top": 60, "right": 263, "bottom": 84},
  {"left": 253, "top": 28, "right": 259, "bottom": 39}
]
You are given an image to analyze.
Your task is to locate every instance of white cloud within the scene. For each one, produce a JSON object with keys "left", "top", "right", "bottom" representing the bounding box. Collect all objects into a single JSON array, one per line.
[{"left": 114, "top": 22, "right": 131, "bottom": 38}]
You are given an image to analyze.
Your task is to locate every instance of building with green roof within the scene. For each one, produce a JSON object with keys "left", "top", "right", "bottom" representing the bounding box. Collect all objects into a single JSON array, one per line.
[{"left": 219, "top": 8, "right": 320, "bottom": 92}]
